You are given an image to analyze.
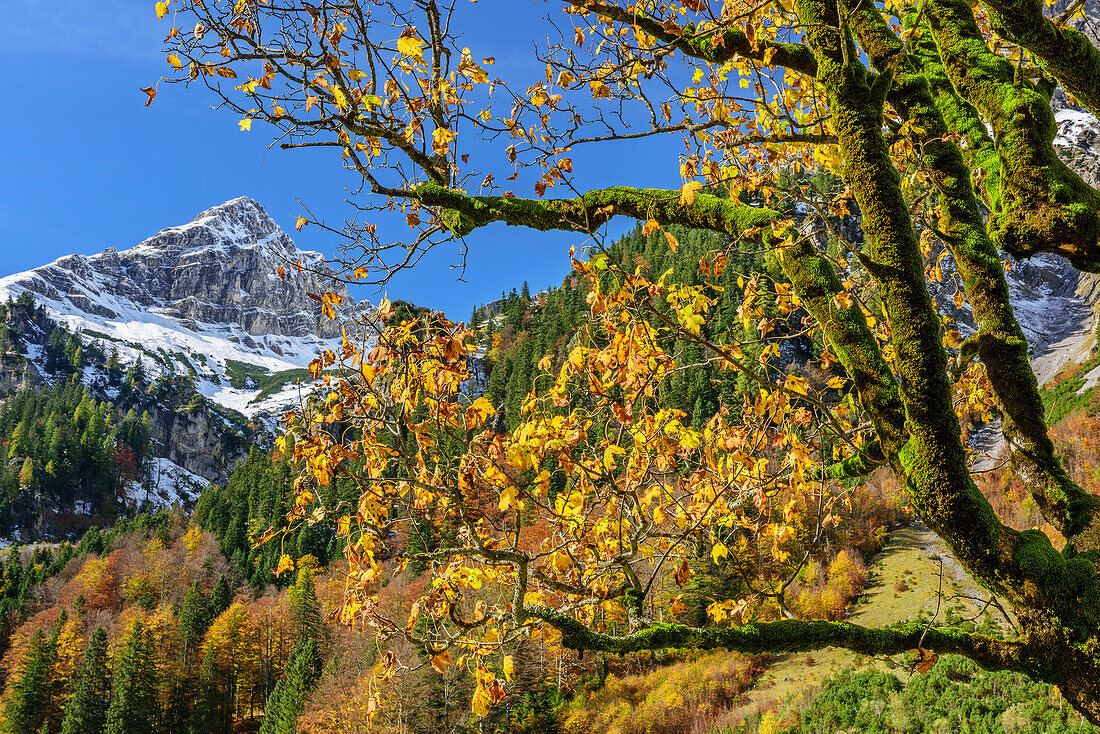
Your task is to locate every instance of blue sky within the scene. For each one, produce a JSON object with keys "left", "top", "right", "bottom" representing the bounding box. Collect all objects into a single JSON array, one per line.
[{"left": 0, "top": 0, "right": 678, "bottom": 317}]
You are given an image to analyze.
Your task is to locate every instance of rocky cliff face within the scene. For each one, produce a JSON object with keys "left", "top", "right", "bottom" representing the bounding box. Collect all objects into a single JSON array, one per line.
[
  {"left": 0, "top": 197, "right": 363, "bottom": 421},
  {"left": 0, "top": 197, "right": 369, "bottom": 486},
  {"left": 0, "top": 197, "right": 348, "bottom": 346}
]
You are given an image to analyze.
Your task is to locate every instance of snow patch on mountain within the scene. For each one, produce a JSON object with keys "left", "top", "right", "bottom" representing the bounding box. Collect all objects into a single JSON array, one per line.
[{"left": 125, "top": 458, "right": 210, "bottom": 509}]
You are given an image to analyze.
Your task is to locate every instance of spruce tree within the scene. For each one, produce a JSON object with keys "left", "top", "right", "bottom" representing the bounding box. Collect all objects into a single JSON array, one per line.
[
  {"left": 289, "top": 568, "right": 321, "bottom": 643},
  {"left": 4, "top": 630, "right": 55, "bottom": 734},
  {"left": 106, "top": 350, "right": 121, "bottom": 385},
  {"left": 210, "top": 575, "right": 231, "bottom": 617},
  {"left": 60, "top": 627, "right": 111, "bottom": 734},
  {"left": 259, "top": 638, "right": 321, "bottom": 734},
  {"left": 191, "top": 648, "right": 231, "bottom": 734},
  {"left": 178, "top": 582, "right": 211, "bottom": 662},
  {"left": 3, "top": 547, "right": 23, "bottom": 597},
  {"left": 105, "top": 621, "right": 158, "bottom": 734}
]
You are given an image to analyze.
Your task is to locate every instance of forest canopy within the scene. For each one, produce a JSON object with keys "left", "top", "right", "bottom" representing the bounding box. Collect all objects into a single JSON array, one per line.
[{"left": 152, "top": 0, "right": 1100, "bottom": 724}]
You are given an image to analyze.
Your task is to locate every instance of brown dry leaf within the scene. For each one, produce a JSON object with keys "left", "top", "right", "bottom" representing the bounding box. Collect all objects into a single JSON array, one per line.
[
  {"left": 673, "top": 558, "right": 693, "bottom": 587},
  {"left": 430, "top": 650, "right": 452, "bottom": 673}
]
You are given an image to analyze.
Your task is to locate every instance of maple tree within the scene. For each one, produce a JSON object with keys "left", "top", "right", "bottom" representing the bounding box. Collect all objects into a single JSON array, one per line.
[{"left": 154, "top": 0, "right": 1100, "bottom": 723}]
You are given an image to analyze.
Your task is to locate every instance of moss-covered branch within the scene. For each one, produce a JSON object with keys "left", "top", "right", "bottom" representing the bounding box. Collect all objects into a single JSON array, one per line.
[
  {"left": 808, "top": 440, "right": 886, "bottom": 481},
  {"left": 847, "top": 1, "right": 1100, "bottom": 551},
  {"left": 925, "top": 0, "right": 1100, "bottom": 270},
  {"left": 578, "top": 1, "right": 819, "bottom": 78},
  {"left": 777, "top": 242, "right": 909, "bottom": 455},
  {"left": 408, "top": 183, "right": 779, "bottom": 237},
  {"left": 796, "top": 0, "right": 1100, "bottom": 645},
  {"left": 979, "top": 0, "right": 1100, "bottom": 120},
  {"left": 907, "top": 20, "right": 1002, "bottom": 210},
  {"left": 530, "top": 604, "right": 1030, "bottom": 670}
]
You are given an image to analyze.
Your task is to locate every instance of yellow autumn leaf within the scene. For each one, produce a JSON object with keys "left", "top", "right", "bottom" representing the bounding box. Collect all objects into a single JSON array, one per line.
[
  {"left": 534, "top": 469, "right": 552, "bottom": 497},
  {"left": 431, "top": 650, "right": 451, "bottom": 673},
  {"left": 295, "top": 216, "right": 308, "bottom": 231},
  {"left": 833, "top": 291, "right": 853, "bottom": 310},
  {"left": 503, "top": 655, "right": 514, "bottom": 682},
  {"left": 711, "top": 542, "right": 729, "bottom": 564},
  {"left": 498, "top": 484, "right": 517, "bottom": 512},
  {"left": 274, "top": 553, "right": 295, "bottom": 577},
  {"left": 167, "top": 53, "right": 182, "bottom": 70},
  {"left": 784, "top": 374, "right": 809, "bottom": 396},
  {"left": 664, "top": 230, "right": 679, "bottom": 252},
  {"left": 432, "top": 127, "right": 456, "bottom": 155},
  {"left": 679, "top": 180, "right": 703, "bottom": 206},
  {"left": 155, "top": 1, "right": 169, "bottom": 19},
  {"left": 397, "top": 34, "right": 426, "bottom": 59},
  {"left": 239, "top": 118, "right": 252, "bottom": 132},
  {"left": 333, "top": 86, "right": 349, "bottom": 110},
  {"left": 472, "top": 686, "right": 491, "bottom": 718},
  {"left": 465, "top": 397, "right": 495, "bottom": 426}
]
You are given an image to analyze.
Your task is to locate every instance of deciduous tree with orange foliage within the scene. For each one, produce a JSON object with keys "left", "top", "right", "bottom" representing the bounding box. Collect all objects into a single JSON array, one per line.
[{"left": 154, "top": 0, "right": 1100, "bottom": 722}]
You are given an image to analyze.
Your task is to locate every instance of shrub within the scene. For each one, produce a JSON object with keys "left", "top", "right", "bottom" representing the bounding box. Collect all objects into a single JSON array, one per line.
[{"left": 561, "top": 651, "right": 768, "bottom": 734}]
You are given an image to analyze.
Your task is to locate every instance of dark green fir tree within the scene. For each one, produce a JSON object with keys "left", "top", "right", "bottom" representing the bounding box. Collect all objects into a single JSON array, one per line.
[{"left": 60, "top": 627, "right": 111, "bottom": 734}]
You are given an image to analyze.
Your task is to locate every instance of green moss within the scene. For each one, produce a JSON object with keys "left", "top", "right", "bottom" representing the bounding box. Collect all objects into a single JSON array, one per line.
[
  {"left": 439, "top": 207, "right": 476, "bottom": 238},
  {"left": 413, "top": 182, "right": 781, "bottom": 238},
  {"left": 925, "top": 0, "right": 1100, "bottom": 270}
]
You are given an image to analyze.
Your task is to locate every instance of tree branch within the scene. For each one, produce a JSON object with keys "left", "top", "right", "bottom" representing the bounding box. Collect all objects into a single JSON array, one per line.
[
  {"left": 925, "top": 0, "right": 1100, "bottom": 270},
  {"left": 576, "top": 1, "right": 820, "bottom": 78},
  {"left": 980, "top": 0, "right": 1100, "bottom": 120},
  {"left": 403, "top": 183, "right": 780, "bottom": 237},
  {"left": 847, "top": 0, "right": 1100, "bottom": 551},
  {"left": 529, "top": 605, "right": 1029, "bottom": 672}
]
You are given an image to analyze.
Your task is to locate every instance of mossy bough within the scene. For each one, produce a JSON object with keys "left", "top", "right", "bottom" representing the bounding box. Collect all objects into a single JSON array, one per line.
[
  {"left": 977, "top": 0, "right": 1100, "bottom": 120},
  {"left": 529, "top": 604, "right": 1030, "bottom": 670},
  {"left": 412, "top": 182, "right": 780, "bottom": 237},
  {"left": 846, "top": 0, "right": 1100, "bottom": 552},
  {"left": 925, "top": 0, "right": 1100, "bottom": 271}
]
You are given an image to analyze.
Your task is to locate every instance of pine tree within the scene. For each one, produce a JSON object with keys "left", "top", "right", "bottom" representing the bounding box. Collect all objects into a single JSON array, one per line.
[
  {"left": 60, "top": 627, "right": 111, "bottom": 734},
  {"left": 178, "top": 582, "right": 211, "bottom": 663},
  {"left": 105, "top": 621, "right": 158, "bottom": 734},
  {"left": 3, "top": 547, "right": 24, "bottom": 598},
  {"left": 289, "top": 567, "right": 321, "bottom": 643},
  {"left": 106, "top": 350, "right": 121, "bottom": 385},
  {"left": 4, "top": 630, "right": 55, "bottom": 734},
  {"left": 191, "top": 647, "right": 231, "bottom": 734},
  {"left": 210, "top": 575, "right": 231, "bottom": 617},
  {"left": 9, "top": 420, "right": 28, "bottom": 460},
  {"left": 258, "top": 638, "right": 321, "bottom": 734}
]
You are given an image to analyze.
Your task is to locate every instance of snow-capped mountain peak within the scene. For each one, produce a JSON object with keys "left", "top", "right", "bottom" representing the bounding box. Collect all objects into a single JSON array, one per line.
[{"left": 0, "top": 197, "right": 364, "bottom": 420}]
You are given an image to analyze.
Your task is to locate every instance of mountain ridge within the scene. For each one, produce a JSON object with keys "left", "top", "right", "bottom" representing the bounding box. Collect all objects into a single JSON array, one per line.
[{"left": 0, "top": 196, "right": 362, "bottom": 422}]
